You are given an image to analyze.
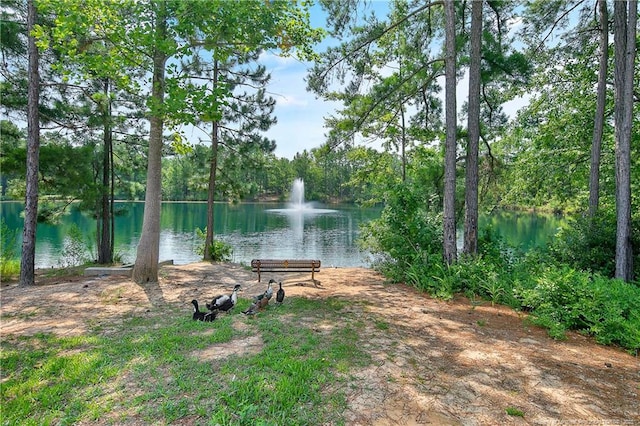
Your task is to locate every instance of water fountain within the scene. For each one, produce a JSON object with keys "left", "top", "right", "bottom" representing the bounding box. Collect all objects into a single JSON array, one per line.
[
  {"left": 289, "top": 178, "right": 307, "bottom": 210},
  {"left": 268, "top": 178, "right": 336, "bottom": 215}
]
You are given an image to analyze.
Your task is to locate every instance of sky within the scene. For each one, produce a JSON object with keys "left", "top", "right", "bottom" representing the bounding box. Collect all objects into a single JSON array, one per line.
[
  {"left": 259, "top": 52, "right": 338, "bottom": 160},
  {"left": 259, "top": 2, "right": 389, "bottom": 159}
]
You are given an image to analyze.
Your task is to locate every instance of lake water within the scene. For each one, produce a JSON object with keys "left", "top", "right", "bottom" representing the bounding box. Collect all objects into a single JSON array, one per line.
[
  {"left": 1, "top": 202, "right": 564, "bottom": 269},
  {"left": 1, "top": 202, "right": 383, "bottom": 268}
]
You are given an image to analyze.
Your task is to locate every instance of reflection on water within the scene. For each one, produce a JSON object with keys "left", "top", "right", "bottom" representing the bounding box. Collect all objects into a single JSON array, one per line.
[{"left": 229, "top": 206, "right": 360, "bottom": 267}]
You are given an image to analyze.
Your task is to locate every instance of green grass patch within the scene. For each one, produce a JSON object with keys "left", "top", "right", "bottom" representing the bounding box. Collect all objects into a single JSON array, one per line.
[
  {"left": 505, "top": 406, "right": 525, "bottom": 417},
  {"left": 1, "top": 297, "right": 369, "bottom": 425},
  {"left": 0, "top": 257, "right": 20, "bottom": 281}
]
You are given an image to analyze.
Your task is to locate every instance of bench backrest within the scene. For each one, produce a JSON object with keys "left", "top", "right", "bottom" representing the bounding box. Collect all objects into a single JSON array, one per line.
[{"left": 251, "top": 259, "right": 321, "bottom": 270}]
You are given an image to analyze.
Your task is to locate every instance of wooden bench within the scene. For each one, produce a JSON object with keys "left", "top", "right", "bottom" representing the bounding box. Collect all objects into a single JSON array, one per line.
[{"left": 251, "top": 259, "right": 321, "bottom": 282}]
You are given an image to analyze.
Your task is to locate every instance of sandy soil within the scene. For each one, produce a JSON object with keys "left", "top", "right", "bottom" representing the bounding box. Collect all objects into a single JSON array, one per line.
[{"left": 1, "top": 262, "right": 639, "bottom": 425}]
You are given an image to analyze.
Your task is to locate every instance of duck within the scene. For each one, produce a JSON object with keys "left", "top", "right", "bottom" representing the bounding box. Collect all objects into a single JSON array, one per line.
[
  {"left": 207, "top": 284, "right": 242, "bottom": 313},
  {"left": 242, "top": 301, "right": 259, "bottom": 316},
  {"left": 243, "top": 292, "right": 270, "bottom": 315},
  {"left": 252, "top": 279, "right": 275, "bottom": 303},
  {"left": 276, "top": 281, "right": 285, "bottom": 305},
  {"left": 265, "top": 279, "right": 275, "bottom": 300},
  {"left": 191, "top": 300, "right": 216, "bottom": 322}
]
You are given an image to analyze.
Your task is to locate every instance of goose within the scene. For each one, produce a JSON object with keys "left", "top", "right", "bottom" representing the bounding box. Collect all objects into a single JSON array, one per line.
[
  {"left": 191, "top": 300, "right": 216, "bottom": 322},
  {"left": 276, "top": 281, "right": 285, "bottom": 305},
  {"left": 207, "top": 284, "right": 241, "bottom": 313}
]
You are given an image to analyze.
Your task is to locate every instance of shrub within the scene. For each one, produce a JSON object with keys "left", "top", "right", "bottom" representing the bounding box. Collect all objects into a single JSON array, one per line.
[
  {"left": 581, "top": 275, "right": 640, "bottom": 351},
  {"left": 549, "top": 211, "right": 640, "bottom": 281},
  {"left": 209, "top": 240, "right": 233, "bottom": 261},
  {"left": 1, "top": 219, "right": 19, "bottom": 260},
  {"left": 195, "top": 228, "right": 233, "bottom": 262},
  {"left": 1, "top": 219, "right": 21, "bottom": 280},
  {"left": 358, "top": 182, "right": 442, "bottom": 283},
  {"left": 516, "top": 265, "right": 640, "bottom": 353},
  {"left": 59, "top": 224, "right": 92, "bottom": 267}
]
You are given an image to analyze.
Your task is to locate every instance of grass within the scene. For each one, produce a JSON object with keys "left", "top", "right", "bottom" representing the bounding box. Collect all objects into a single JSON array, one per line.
[
  {"left": 505, "top": 406, "right": 525, "bottom": 417},
  {"left": 1, "top": 297, "right": 370, "bottom": 425},
  {"left": 0, "top": 258, "right": 20, "bottom": 281}
]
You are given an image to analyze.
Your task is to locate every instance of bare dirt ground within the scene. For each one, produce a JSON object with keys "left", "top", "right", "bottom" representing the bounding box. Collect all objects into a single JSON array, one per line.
[{"left": 1, "top": 262, "right": 639, "bottom": 425}]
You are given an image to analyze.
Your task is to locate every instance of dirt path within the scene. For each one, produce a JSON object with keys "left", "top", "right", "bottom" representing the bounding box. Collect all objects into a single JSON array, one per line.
[{"left": 1, "top": 263, "right": 639, "bottom": 425}]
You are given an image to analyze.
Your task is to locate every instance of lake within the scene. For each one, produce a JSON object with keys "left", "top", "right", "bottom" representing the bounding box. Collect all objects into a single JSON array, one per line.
[{"left": 1, "top": 202, "right": 564, "bottom": 268}]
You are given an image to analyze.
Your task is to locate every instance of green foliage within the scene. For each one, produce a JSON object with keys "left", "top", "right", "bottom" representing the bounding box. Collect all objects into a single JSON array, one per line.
[
  {"left": 549, "top": 211, "right": 640, "bottom": 281},
  {"left": 0, "top": 258, "right": 20, "bottom": 281},
  {"left": 208, "top": 240, "right": 233, "bottom": 262},
  {"left": 516, "top": 266, "right": 640, "bottom": 351},
  {"left": 505, "top": 407, "right": 525, "bottom": 417},
  {"left": 358, "top": 182, "right": 442, "bottom": 283},
  {"left": 1, "top": 219, "right": 20, "bottom": 280},
  {"left": 195, "top": 228, "right": 233, "bottom": 262},
  {"left": 60, "top": 224, "right": 93, "bottom": 268}
]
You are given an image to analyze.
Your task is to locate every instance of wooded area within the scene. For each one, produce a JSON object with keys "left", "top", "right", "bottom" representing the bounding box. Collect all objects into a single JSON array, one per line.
[{"left": 1, "top": 0, "right": 638, "bottom": 291}]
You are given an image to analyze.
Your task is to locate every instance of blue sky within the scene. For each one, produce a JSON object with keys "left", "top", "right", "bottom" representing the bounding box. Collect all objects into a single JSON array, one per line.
[
  {"left": 260, "top": 1, "right": 391, "bottom": 159},
  {"left": 259, "top": 51, "right": 338, "bottom": 159}
]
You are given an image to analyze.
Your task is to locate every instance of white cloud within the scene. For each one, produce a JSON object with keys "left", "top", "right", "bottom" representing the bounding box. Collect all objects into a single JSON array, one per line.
[
  {"left": 257, "top": 52, "right": 343, "bottom": 158},
  {"left": 276, "top": 95, "right": 309, "bottom": 107}
]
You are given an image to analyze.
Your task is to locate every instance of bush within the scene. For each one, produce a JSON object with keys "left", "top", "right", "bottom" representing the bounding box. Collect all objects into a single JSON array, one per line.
[
  {"left": 59, "top": 224, "right": 92, "bottom": 267},
  {"left": 208, "top": 240, "right": 233, "bottom": 261},
  {"left": 358, "top": 182, "right": 442, "bottom": 283},
  {"left": 516, "top": 265, "right": 640, "bottom": 353},
  {"left": 1, "top": 220, "right": 20, "bottom": 279},
  {"left": 195, "top": 228, "right": 233, "bottom": 262},
  {"left": 549, "top": 211, "right": 640, "bottom": 280},
  {"left": 585, "top": 276, "right": 640, "bottom": 350}
]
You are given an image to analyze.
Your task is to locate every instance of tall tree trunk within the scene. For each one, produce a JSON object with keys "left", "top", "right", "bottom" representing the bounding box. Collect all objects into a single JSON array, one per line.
[
  {"left": 399, "top": 56, "right": 407, "bottom": 183},
  {"left": 613, "top": 0, "right": 636, "bottom": 282},
  {"left": 110, "top": 106, "right": 115, "bottom": 260},
  {"left": 463, "top": 0, "right": 482, "bottom": 256},
  {"left": 98, "top": 78, "right": 113, "bottom": 264},
  {"left": 133, "top": 3, "right": 167, "bottom": 283},
  {"left": 204, "top": 59, "right": 220, "bottom": 261},
  {"left": 588, "top": 0, "right": 608, "bottom": 218},
  {"left": 443, "top": 0, "right": 457, "bottom": 265},
  {"left": 400, "top": 103, "right": 406, "bottom": 182},
  {"left": 20, "top": 0, "right": 40, "bottom": 287}
]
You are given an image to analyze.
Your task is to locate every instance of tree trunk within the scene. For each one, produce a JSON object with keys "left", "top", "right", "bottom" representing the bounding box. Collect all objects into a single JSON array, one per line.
[
  {"left": 204, "top": 122, "right": 219, "bottom": 261},
  {"left": 401, "top": 103, "right": 406, "bottom": 182},
  {"left": 98, "top": 78, "right": 113, "bottom": 264},
  {"left": 588, "top": 0, "right": 608, "bottom": 218},
  {"left": 110, "top": 104, "right": 115, "bottom": 260},
  {"left": 132, "top": 4, "right": 167, "bottom": 283},
  {"left": 613, "top": 0, "right": 636, "bottom": 282},
  {"left": 204, "top": 60, "right": 220, "bottom": 261},
  {"left": 20, "top": 0, "right": 40, "bottom": 287},
  {"left": 463, "top": 0, "right": 482, "bottom": 256},
  {"left": 443, "top": 0, "right": 457, "bottom": 265}
]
